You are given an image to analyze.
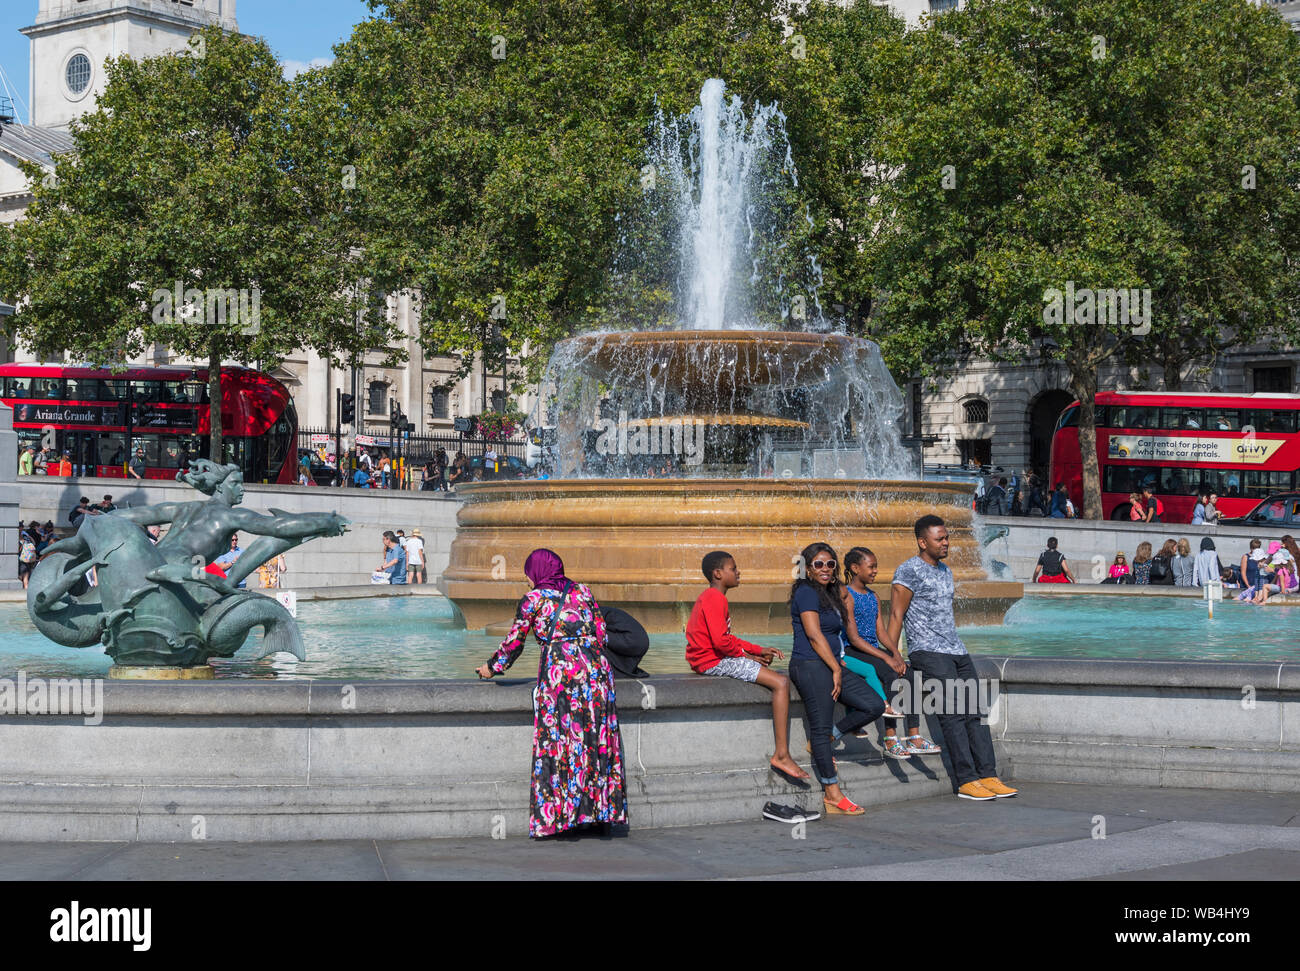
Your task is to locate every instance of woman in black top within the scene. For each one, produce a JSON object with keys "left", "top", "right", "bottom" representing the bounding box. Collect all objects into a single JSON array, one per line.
[
  {"left": 1031, "top": 537, "right": 1075, "bottom": 583},
  {"left": 787, "top": 542, "right": 886, "bottom": 816}
]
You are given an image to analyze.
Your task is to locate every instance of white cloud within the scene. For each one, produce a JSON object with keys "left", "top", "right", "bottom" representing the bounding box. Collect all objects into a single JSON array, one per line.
[{"left": 282, "top": 57, "right": 335, "bottom": 80}]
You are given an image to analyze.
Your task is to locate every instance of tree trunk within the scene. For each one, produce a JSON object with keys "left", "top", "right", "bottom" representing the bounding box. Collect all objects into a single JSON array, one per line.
[
  {"left": 1070, "top": 365, "right": 1102, "bottom": 520},
  {"left": 208, "top": 342, "right": 224, "bottom": 464}
]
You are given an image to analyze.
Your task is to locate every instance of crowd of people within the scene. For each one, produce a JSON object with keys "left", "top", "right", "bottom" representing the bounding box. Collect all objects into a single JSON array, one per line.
[
  {"left": 1032, "top": 532, "right": 1300, "bottom": 602},
  {"left": 369, "top": 528, "right": 427, "bottom": 584},
  {"left": 475, "top": 514, "right": 1016, "bottom": 839}
]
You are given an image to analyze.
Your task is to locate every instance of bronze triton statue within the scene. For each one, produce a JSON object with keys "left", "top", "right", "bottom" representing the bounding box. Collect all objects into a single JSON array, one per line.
[{"left": 27, "top": 460, "right": 348, "bottom": 669}]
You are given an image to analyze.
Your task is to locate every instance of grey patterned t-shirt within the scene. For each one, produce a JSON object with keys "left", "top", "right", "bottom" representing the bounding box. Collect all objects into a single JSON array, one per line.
[{"left": 891, "top": 555, "right": 967, "bottom": 656}]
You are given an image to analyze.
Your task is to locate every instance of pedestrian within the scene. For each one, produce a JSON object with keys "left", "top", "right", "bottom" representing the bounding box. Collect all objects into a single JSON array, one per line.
[
  {"left": 1148, "top": 539, "right": 1176, "bottom": 585},
  {"left": 1050, "top": 482, "right": 1069, "bottom": 518},
  {"left": 1140, "top": 485, "right": 1162, "bottom": 523},
  {"left": 1235, "top": 539, "right": 1265, "bottom": 601},
  {"left": 886, "top": 515, "right": 1017, "bottom": 800},
  {"left": 1172, "top": 538, "right": 1195, "bottom": 586},
  {"left": 985, "top": 477, "right": 1010, "bottom": 516},
  {"left": 379, "top": 453, "right": 391, "bottom": 489},
  {"left": 406, "top": 528, "right": 426, "bottom": 583},
  {"left": 215, "top": 533, "right": 247, "bottom": 589},
  {"left": 841, "top": 547, "right": 940, "bottom": 759},
  {"left": 474, "top": 549, "right": 629, "bottom": 838},
  {"left": 1128, "top": 492, "right": 1144, "bottom": 522},
  {"left": 1191, "top": 492, "right": 1208, "bottom": 526},
  {"left": 1031, "top": 536, "right": 1075, "bottom": 583},
  {"left": 1191, "top": 537, "right": 1222, "bottom": 588},
  {"left": 17, "top": 526, "right": 39, "bottom": 590},
  {"left": 686, "top": 551, "right": 805, "bottom": 782},
  {"left": 98, "top": 494, "right": 116, "bottom": 513},
  {"left": 786, "top": 541, "right": 886, "bottom": 816},
  {"left": 375, "top": 530, "right": 407, "bottom": 583},
  {"left": 1204, "top": 493, "right": 1220, "bottom": 526},
  {"left": 1103, "top": 552, "right": 1131, "bottom": 584},
  {"left": 1132, "top": 541, "right": 1154, "bottom": 584},
  {"left": 257, "top": 554, "right": 287, "bottom": 589},
  {"left": 18, "top": 445, "right": 35, "bottom": 476},
  {"left": 128, "top": 447, "right": 147, "bottom": 480},
  {"left": 435, "top": 447, "right": 448, "bottom": 491},
  {"left": 69, "top": 496, "right": 95, "bottom": 526},
  {"left": 55, "top": 451, "right": 73, "bottom": 477}
]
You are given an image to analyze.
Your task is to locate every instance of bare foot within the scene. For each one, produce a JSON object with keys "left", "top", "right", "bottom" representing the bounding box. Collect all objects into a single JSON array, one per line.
[{"left": 770, "top": 755, "right": 809, "bottom": 780}]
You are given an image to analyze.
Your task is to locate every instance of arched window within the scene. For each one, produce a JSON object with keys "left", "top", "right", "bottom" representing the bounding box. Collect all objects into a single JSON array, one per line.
[
  {"left": 963, "top": 398, "right": 989, "bottom": 423},
  {"left": 367, "top": 381, "right": 388, "bottom": 417}
]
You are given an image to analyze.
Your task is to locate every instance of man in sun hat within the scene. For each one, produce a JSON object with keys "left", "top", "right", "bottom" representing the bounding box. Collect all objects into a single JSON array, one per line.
[{"left": 406, "top": 528, "right": 426, "bottom": 584}]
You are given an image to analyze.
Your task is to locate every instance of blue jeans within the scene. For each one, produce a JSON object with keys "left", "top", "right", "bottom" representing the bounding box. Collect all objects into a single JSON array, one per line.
[
  {"left": 789, "top": 655, "right": 885, "bottom": 785},
  {"left": 906, "top": 650, "right": 997, "bottom": 788}
]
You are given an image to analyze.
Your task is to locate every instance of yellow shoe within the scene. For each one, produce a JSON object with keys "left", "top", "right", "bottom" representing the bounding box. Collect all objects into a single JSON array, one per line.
[
  {"left": 957, "top": 780, "right": 996, "bottom": 801},
  {"left": 978, "top": 777, "right": 1018, "bottom": 798}
]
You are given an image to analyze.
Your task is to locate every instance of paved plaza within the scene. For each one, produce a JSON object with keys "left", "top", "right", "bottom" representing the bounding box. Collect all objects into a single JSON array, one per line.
[{"left": 3, "top": 783, "right": 1295, "bottom": 881}]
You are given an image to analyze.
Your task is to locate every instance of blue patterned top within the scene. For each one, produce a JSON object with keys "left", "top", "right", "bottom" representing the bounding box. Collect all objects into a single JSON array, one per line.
[{"left": 846, "top": 586, "right": 879, "bottom": 648}]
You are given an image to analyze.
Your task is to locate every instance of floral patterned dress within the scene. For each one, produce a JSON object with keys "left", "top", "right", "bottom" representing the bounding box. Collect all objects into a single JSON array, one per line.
[{"left": 488, "top": 583, "right": 629, "bottom": 838}]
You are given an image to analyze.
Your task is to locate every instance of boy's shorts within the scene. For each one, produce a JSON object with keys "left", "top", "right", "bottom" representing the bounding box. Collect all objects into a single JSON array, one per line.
[{"left": 701, "top": 656, "right": 761, "bottom": 683}]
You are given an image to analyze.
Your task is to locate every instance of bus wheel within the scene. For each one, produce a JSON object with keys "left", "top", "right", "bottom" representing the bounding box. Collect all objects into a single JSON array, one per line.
[{"left": 1111, "top": 503, "right": 1132, "bottom": 521}]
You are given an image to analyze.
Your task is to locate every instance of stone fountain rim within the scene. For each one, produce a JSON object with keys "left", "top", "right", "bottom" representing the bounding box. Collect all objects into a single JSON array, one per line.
[
  {"left": 557, "top": 328, "right": 867, "bottom": 347},
  {"left": 455, "top": 478, "right": 975, "bottom": 498}
]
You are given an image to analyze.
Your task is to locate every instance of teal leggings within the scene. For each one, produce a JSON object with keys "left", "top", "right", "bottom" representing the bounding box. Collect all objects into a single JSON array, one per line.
[{"left": 841, "top": 653, "right": 887, "bottom": 701}]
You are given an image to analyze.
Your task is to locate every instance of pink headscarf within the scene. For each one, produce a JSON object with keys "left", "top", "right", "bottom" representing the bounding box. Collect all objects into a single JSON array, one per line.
[
  {"left": 1268, "top": 540, "right": 1283, "bottom": 556},
  {"left": 524, "top": 548, "right": 571, "bottom": 591}
]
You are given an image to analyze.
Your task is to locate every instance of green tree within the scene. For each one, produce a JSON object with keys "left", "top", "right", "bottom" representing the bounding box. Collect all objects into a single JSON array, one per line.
[
  {"left": 870, "top": 0, "right": 1300, "bottom": 517},
  {"left": 328, "top": 0, "right": 902, "bottom": 402},
  {"left": 0, "top": 27, "right": 389, "bottom": 465}
]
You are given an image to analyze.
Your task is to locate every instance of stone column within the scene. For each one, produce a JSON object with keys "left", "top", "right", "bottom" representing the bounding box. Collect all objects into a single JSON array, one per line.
[{"left": 0, "top": 400, "right": 20, "bottom": 589}]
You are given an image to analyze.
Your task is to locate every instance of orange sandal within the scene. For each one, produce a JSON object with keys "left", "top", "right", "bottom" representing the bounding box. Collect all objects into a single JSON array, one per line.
[{"left": 823, "top": 795, "right": 865, "bottom": 816}]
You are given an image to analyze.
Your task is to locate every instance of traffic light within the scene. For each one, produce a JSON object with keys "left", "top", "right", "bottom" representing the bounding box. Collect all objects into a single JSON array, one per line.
[{"left": 340, "top": 393, "right": 355, "bottom": 425}]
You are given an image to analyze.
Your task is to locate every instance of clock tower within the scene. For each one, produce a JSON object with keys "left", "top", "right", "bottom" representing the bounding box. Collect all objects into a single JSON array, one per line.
[{"left": 21, "top": 0, "right": 239, "bottom": 129}]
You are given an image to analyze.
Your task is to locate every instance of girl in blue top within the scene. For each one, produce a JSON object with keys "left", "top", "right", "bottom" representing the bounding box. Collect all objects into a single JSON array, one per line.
[{"left": 841, "top": 547, "right": 941, "bottom": 760}]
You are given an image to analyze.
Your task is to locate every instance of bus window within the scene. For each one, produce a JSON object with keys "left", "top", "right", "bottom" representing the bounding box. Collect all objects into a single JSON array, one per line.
[
  {"left": 1246, "top": 410, "right": 1297, "bottom": 434},
  {"left": 174, "top": 435, "right": 203, "bottom": 467},
  {"left": 98, "top": 432, "right": 127, "bottom": 469},
  {"left": 0, "top": 376, "right": 31, "bottom": 397},
  {"left": 168, "top": 382, "right": 204, "bottom": 404},
  {"left": 1116, "top": 406, "right": 1159, "bottom": 428},
  {"left": 1160, "top": 467, "right": 1193, "bottom": 496},
  {"left": 1290, "top": 500, "right": 1300, "bottom": 524},
  {"left": 31, "top": 377, "right": 63, "bottom": 399},
  {"left": 1054, "top": 407, "right": 1079, "bottom": 431},
  {"left": 1162, "top": 408, "right": 1205, "bottom": 430},
  {"left": 1242, "top": 470, "right": 1294, "bottom": 497},
  {"left": 64, "top": 377, "right": 103, "bottom": 400},
  {"left": 131, "top": 435, "right": 162, "bottom": 465},
  {"left": 102, "top": 380, "right": 129, "bottom": 401},
  {"left": 1206, "top": 410, "right": 1240, "bottom": 431},
  {"left": 130, "top": 381, "right": 162, "bottom": 403}
]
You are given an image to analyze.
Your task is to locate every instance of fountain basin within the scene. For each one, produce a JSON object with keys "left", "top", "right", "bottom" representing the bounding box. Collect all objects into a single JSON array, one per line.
[{"left": 440, "top": 478, "right": 1021, "bottom": 632}]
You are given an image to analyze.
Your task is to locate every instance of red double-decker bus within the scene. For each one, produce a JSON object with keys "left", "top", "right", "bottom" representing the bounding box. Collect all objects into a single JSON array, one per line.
[
  {"left": 1, "top": 363, "right": 297, "bottom": 484},
  {"left": 1048, "top": 391, "right": 1300, "bottom": 521}
]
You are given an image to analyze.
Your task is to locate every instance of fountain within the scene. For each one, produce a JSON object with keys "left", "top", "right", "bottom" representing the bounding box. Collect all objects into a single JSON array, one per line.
[{"left": 442, "top": 80, "right": 1020, "bottom": 633}]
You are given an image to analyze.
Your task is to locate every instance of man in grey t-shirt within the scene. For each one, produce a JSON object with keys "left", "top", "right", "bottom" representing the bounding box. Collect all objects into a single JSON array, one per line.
[{"left": 887, "top": 514, "right": 1018, "bottom": 802}]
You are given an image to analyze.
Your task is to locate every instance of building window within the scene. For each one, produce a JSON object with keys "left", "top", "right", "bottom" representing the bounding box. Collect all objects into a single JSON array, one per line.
[
  {"left": 65, "top": 54, "right": 92, "bottom": 96},
  {"left": 930, "top": 0, "right": 959, "bottom": 13},
  {"left": 367, "top": 381, "right": 388, "bottom": 417},
  {"left": 430, "top": 388, "right": 449, "bottom": 419},
  {"left": 490, "top": 389, "right": 506, "bottom": 413},
  {"left": 1253, "top": 365, "right": 1293, "bottom": 393},
  {"left": 963, "top": 398, "right": 989, "bottom": 424}
]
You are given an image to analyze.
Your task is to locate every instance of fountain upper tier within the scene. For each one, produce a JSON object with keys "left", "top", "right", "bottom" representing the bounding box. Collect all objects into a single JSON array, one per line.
[{"left": 559, "top": 329, "right": 871, "bottom": 400}]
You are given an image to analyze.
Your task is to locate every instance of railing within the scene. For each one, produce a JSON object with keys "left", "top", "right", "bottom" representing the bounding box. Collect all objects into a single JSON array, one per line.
[{"left": 296, "top": 425, "right": 528, "bottom": 489}]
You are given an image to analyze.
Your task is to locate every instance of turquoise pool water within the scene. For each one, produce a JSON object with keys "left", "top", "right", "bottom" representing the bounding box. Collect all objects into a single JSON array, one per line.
[{"left": 0, "top": 594, "right": 1294, "bottom": 680}]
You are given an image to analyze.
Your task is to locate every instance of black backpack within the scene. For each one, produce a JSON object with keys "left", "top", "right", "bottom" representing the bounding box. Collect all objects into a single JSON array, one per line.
[{"left": 1149, "top": 555, "right": 1172, "bottom": 584}]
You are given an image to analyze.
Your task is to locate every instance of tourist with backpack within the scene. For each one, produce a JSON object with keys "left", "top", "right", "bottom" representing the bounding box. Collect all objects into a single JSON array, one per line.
[
  {"left": 17, "top": 526, "right": 39, "bottom": 590},
  {"left": 1148, "top": 540, "right": 1176, "bottom": 585}
]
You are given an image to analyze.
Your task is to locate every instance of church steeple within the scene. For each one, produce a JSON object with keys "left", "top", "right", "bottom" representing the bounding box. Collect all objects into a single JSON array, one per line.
[{"left": 21, "top": 1, "right": 239, "bottom": 129}]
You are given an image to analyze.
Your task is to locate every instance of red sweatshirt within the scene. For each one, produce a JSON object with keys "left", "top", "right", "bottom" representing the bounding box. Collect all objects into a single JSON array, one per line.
[{"left": 686, "top": 587, "right": 764, "bottom": 673}]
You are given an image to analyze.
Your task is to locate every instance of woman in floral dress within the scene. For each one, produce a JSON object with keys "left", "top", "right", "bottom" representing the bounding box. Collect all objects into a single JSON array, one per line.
[{"left": 475, "top": 549, "right": 628, "bottom": 838}]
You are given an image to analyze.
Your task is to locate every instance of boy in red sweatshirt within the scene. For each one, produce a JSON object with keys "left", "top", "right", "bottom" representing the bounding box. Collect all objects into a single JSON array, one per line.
[{"left": 687, "top": 551, "right": 807, "bottom": 780}]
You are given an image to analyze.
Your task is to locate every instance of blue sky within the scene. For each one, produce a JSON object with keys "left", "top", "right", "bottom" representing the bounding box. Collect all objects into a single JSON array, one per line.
[{"left": 0, "top": 0, "right": 375, "bottom": 123}]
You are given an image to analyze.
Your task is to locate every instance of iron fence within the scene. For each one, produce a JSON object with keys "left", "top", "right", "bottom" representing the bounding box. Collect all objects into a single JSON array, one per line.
[{"left": 296, "top": 425, "right": 528, "bottom": 489}]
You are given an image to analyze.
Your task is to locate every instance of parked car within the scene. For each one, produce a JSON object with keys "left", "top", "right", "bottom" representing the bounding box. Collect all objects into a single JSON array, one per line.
[
  {"left": 467, "top": 454, "right": 530, "bottom": 479},
  {"left": 1218, "top": 493, "right": 1300, "bottom": 528}
]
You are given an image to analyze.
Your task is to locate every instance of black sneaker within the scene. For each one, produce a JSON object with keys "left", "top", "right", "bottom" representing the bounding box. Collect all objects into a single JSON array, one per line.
[{"left": 761, "top": 801, "right": 821, "bottom": 824}]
